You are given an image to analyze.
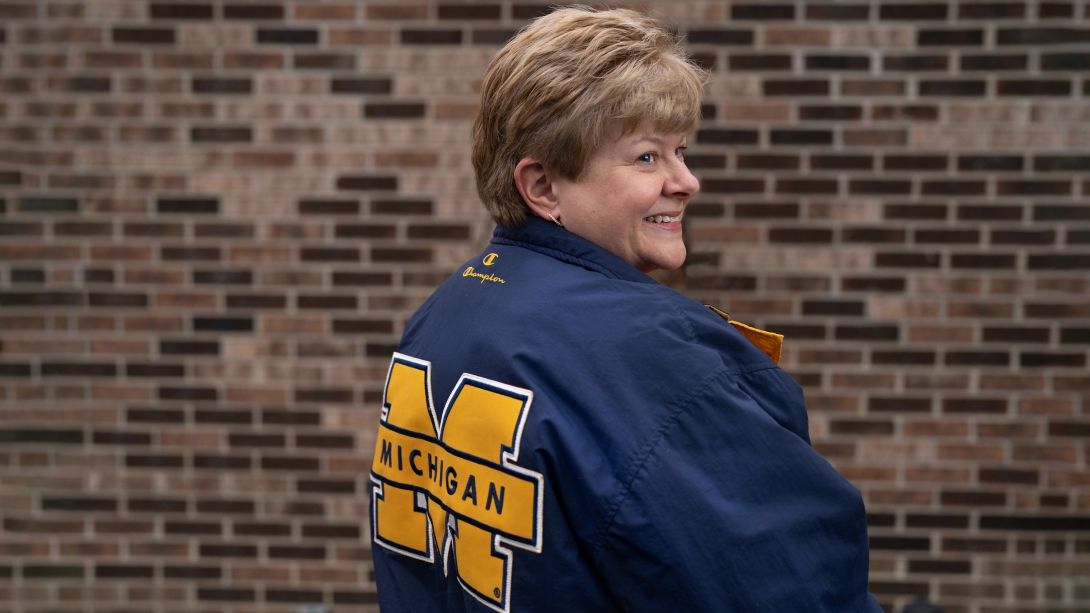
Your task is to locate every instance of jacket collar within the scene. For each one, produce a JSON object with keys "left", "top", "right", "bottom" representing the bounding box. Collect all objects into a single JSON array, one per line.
[{"left": 491, "top": 215, "right": 658, "bottom": 285}]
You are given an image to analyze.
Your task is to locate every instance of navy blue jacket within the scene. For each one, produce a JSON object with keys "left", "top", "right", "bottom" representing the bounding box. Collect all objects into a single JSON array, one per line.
[{"left": 370, "top": 216, "right": 882, "bottom": 612}]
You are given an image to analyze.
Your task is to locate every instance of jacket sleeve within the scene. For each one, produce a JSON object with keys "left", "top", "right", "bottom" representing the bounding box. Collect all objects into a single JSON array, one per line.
[{"left": 592, "top": 367, "right": 883, "bottom": 612}]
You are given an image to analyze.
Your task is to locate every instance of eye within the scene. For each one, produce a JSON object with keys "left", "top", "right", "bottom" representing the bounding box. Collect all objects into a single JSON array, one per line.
[
  {"left": 675, "top": 147, "right": 686, "bottom": 159},
  {"left": 636, "top": 152, "right": 655, "bottom": 164}
]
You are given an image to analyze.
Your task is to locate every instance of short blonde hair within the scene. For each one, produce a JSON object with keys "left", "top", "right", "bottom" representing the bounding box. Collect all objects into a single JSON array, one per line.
[{"left": 473, "top": 7, "right": 707, "bottom": 226}]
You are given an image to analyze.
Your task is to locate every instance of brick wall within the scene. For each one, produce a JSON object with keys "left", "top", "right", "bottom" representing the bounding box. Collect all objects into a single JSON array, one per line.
[{"left": 0, "top": 2, "right": 1088, "bottom": 612}]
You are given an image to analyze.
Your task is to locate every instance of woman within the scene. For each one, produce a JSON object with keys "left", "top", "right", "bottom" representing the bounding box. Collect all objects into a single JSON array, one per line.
[{"left": 370, "top": 8, "right": 882, "bottom": 612}]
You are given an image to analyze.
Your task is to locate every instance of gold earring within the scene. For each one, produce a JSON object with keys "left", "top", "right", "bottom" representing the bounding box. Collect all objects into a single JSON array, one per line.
[{"left": 548, "top": 213, "right": 563, "bottom": 227}]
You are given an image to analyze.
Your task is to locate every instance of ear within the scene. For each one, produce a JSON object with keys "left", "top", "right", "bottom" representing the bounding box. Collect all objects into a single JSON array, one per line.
[{"left": 513, "top": 157, "right": 560, "bottom": 222}]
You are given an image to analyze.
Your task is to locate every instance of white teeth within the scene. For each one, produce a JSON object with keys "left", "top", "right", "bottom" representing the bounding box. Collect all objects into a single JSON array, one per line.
[{"left": 644, "top": 215, "right": 679, "bottom": 223}]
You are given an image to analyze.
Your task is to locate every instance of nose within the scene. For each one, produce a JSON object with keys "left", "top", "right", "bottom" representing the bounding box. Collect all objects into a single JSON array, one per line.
[{"left": 665, "top": 158, "right": 700, "bottom": 200}]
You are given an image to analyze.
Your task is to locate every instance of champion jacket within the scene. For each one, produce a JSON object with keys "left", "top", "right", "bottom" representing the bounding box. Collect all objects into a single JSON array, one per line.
[{"left": 370, "top": 215, "right": 883, "bottom": 612}]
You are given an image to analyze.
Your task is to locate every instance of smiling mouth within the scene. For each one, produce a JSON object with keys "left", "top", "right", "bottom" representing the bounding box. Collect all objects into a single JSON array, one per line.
[{"left": 643, "top": 214, "right": 680, "bottom": 223}]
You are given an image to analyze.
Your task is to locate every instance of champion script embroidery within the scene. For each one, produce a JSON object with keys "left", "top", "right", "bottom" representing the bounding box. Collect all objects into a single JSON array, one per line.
[{"left": 463, "top": 266, "right": 505, "bottom": 284}]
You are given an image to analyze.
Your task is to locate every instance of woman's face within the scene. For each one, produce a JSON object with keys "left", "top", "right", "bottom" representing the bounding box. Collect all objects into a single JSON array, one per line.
[{"left": 552, "top": 124, "right": 699, "bottom": 273}]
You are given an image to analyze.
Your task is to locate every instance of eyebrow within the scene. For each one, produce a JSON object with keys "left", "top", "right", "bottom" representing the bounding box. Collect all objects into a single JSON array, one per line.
[{"left": 630, "top": 135, "right": 686, "bottom": 147}]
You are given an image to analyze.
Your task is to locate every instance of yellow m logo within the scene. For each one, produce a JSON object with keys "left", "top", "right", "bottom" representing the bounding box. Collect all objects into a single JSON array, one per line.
[{"left": 371, "top": 353, "right": 543, "bottom": 613}]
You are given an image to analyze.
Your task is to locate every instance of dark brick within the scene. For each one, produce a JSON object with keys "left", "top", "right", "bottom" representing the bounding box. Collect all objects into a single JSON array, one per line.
[
  {"left": 198, "top": 588, "right": 255, "bottom": 602},
  {"left": 365, "top": 103, "right": 426, "bottom": 119},
  {"left": 830, "top": 420, "right": 895, "bottom": 435},
  {"left": 806, "top": 4, "right": 870, "bottom": 19},
  {"left": 126, "top": 454, "right": 184, "bottom": 468},
  {"left": 0, "top": 292, "right": 84, "bottom": 307},
  {"left": 23, "top": 565, "right": 85, "bottom": 579},
  {"left": 705, "top": 180, "right": 769, "bottom": 197},
  {"left": 869, "top": 397, "right": 931, "bottom": 413},
  {"left": 908, "top": 560, "right": 970, "bottom": 574},
  {"left": 300, "top": 247, "right": 359, "bottom": 262},
  {"left": 770, "top": 129, "right": 833, "bottom": 145},
  {"left": 165, "top": 566, "right": 220, "bottom": 579},
  {"left": 880, "top": 3, "right": 947, "bottom": 19},
  {"left": 943, "top": 398, "right": 1007, "bottom": 414},
  {"left": 19, "top": 196, "right": 79, "bottom": 213},
  {"left": 806, "top": 55, "right": 869, "bottom": 71},
  {"left": 734, "top": 203, "right": 798, "bottom": 219},
  {"left": 226, "top": 294, "right": 286, "bottom": 309},
  {"left": 1041, "top": 52, "right": 1090, "bottom": 70},
  {"left": 267, "top": 589, "right": 324, "bottom": 603},
  {"left": 945, "top": 351, "right": 1009, "bottom": 366},
  {"left": 298, "top": 479, "right": 356, "bottom": 494},
  {"left": 41, "top": 362, "right": 116, "bottom": 377},
  {"left": 983, "top": 327, "right": 1049, "bottom": 343},
  {"left": 883, "top": 154, "right": 947, "bottom": 171},
  {"left": 1034, "top": 155, "right": 1090, "bottom": 171},
  {"left": 228, "top": 434, "right": 284, "bottom": 448},
  {"left": 334, "top": 592, "right": 381, "bottom": 605},
  {"left": 997, "top": 28, "right": 1090, "bottom": 45},
  {"left": 961, "top": 54, "right": 1028, "bottom": 71},
  {"left": 196, "top": 499, "right": 255, "bottom": 514},
  {"left": 682, "top": 154, "right": 727, "bottom": 169},
  {"left": 765, "top": 323, "right": 825, "bottom": 339},
  {"left": 923, "top": 180, "right": 986, "bottom": 196},
  {"left": 811, "top": 154, "right": 872, "bottom": 170},
  {"left": 837, "top": 325, "right": 898, "bottom": 338},
  {"left": 472, "top": 29, "right": 518, "bottom": 45},
  {"left": 157, "top": 197, "right": 218, "bottom": 214},
  {"left": 438, "top": 4, "right": 500, "bottom": 19},
  {"left": 193, "top": 455, "right": 251, "bottom": 470},
  {"left": 958, "top": 2, "right": 1026, "bottom": 18},
  {"left": 1039, "top": 2, "right": 1073, "bottom": 17},
  {"left": 958, "top": 205, "right": 1022, "bottom": 221},
  {"left": 958, "top": 155, "right": 1023, "bottom": 171},
  {"left": 768, "top": 228, "right": 833, "bottom": 243},
  {"left": 193, "top": 316, "right": 252, "bottom": 332},
  {"left": 42, "top": 497, "right": 117, "bottom": 512},
  {"left": 799, "top": 105, "right": 862, "bottom": 121},
  {"left": 915, "top": 229, "right": 979, "bottom": 244},
  {"left": 200, "top": 544, "right": 256, "bottom": 558},
  {"left": 980, "top": 515, "right": 1090, "bottom": 531},
  {"left": 841, "top": 278, "right": 905, "bottom": 292},
  {"left": 980, "top": 468, "right": 1038, "bottom": 484},
  {"left": 192, "top": 77, "right": 251, "bottom": 94},
  {"left": 998, "top": 79, "right": 1072, "bottom": 96},
  {"left": 194, "top": 269, "right": 251, "bottom": 284},
  {"left": 401, "top": 30, "right": 462, "bottom": 45},
  {"left": 728, "top": 54, "right": 792, "bottom": 71},
  {"left": 870, "top": 537, "right": 930, "bottom": 550},
  {"left": 919, "top": 29, "right": 984, "bottom": 46},
  {"left": 92, "top": 430, "right": 151, "bottom": 445},
  {"left": 337, "top": 175, "right": 397, "bottom": 191},
  {"left": 96, "top": 564, "right": 155, "bottom": 579},
  {"left": 88, "top": 292, "right": 148, "bottom": 308},
  {"left": 0, "top": 429, "right": 83, "bottom": 444},
  {"left": 261, "top": 456, "right": 320, "bottom": 471},
  {"left": 850, "top": 180, "right": 912, "bottom": 195},
  {"left": 873, "top": 351, "right": 935, "bottom": 365},
  {"left": 775, "top": 179, "right": 838, "bottom": 195},
  {"left": 263, "top": 410, "right": 321, "bottom": 425},
  {"left": 127, "top": 408, "right": 185, "bottom": 424},
  {"left": 300, "top": 199, "right": 359, "bottom": 215},
  {"left": 268, "top": 545, "right": 325, "bottom": 559},
  {"left": 696, "top": 129, "right": 760, "bottom": 145},
  {"left": 907, "top": 513, "right": 969, "bottom": 528},
  {"left": 802, "top": 300, "right": 864, "bottom": 316},
  {"left": 919, "top": 80, "right": 987, "bottom": 96},
  {"left": 1034, "top": 205, "right": 1090, "bottom": 221},
  {"left": 684, "top": 276, "right": 758, "bottom": 290},
  {"left": 950, "top": 254, "right": 1016, "bottom": 269},
  {"left": 150, "top": 3, "right": 214, "bottom": 19},
  {"left": 194, "top": 409, "right": 251, "bottom": 424},
  {"left": 294, "top": 53, "right": 355, "bottom": 70},
  {"left": 113, "top": 27, "right": 175, "bottom": 44},
  {"left": 160, "top": 340, "right": 219, "bottom": 355},
  {"left": 943, "top": 538, "right": 1007, "bottom": 552},
  {"left": 942, "top": 491, "right": 1005, "bottom": 506},
  {"left": 331, "top": 78, "right": 392, "bottom": 94},
  {"left": 1028, "top": 255, "right": 1090, "bottom": 269},
  {"left": 302, "top": 524, "right": 360, "bottom": 538},
  {"left": 235, "top": 522, "right": 291, "bottom": 536},
  {"left": 883, "top": 54, "right": 948, "bottom": 71},
  {"left": 1060, "top": 329, "right": 1090, "bottom": 344},
  {"left": 1020, "top": 352, "right": 1085, "bottom": 367},
  {"left": 191, "top": 126, "right": 252, "bottom": 142},
  {"left": 687, "top": 29, "right": 754, "bottom": 45},
  {"left": 224, "top": 4, "right": 283, "bottom": 19},
  {"left": 991, "top": 229, "right": 1055, "bottom": 245},
  {"left": 257, "top": 28, "right": 318, "bottom": 44}
]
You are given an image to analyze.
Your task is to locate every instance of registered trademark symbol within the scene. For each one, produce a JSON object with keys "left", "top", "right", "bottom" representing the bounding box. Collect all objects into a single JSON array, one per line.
[{"left": 493, "top": 587, "right": 501, "bottom": 598}]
